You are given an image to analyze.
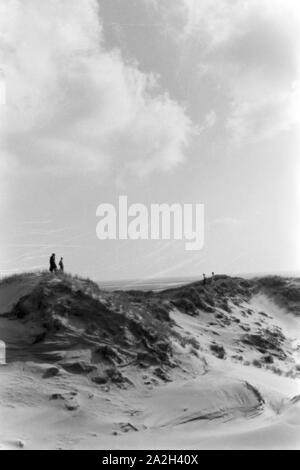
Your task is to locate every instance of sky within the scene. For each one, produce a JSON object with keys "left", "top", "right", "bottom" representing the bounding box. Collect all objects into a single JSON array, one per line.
[{"left": 0, "top": 0, "right": 300, "bottom": 281}]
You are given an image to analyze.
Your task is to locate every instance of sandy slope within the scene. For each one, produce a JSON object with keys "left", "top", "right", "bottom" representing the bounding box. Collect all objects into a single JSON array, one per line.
[
  {"left": 0, "top": 273, "right": 299, "bottom": 450},
  {"left": 0, "top": 274, "right": 40, "bottom": 315},
  {"left": 1, "top": 361, "right": 299, "bottom": 450}
]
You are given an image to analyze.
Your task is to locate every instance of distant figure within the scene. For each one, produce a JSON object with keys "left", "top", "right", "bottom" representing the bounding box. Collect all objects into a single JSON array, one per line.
[
  {"left": 49, "top": 253, "right": 57, "bottom": 273},
  {"left": 59, "top": 257, "right": 64, "bottom": 273},
  {"left": 211, "top": 272, "right": 215, "bottom": 283},
  {"left": 203, "top": 273, "right": 207, "bottom": 286}
]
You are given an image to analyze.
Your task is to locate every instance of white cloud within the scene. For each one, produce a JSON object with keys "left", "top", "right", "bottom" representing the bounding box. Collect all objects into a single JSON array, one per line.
[
  {"left": 210, "top": 217, "right": 246, "bottom": 230},
  {"left": 226, "top": 82, "right": 300, "bottom": 142},
  {"left": 204, "top": 110, "right": 217, "bottom": 128},
  {"left": 0, "top": 0, "right": 193, "bottom": 179},
  {"left": 181, "top": 0, "right": 300, "bottom": 45},
  {"left": 187, "top": 0, "right": 300, "bottom": 141},
  {"left": 149, "top": 0, "right": 300, "bottom": 143}
]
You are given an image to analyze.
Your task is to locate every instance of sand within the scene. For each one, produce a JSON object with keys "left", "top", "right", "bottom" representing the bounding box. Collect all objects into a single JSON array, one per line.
[{"left": 0, "top": 273, "right": 299, "bottom": 450}]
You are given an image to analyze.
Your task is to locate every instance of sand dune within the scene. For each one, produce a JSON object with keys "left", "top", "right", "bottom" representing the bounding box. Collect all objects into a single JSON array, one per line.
[{"left": 0, "top": 272, "right": 299, "bottom": 449}]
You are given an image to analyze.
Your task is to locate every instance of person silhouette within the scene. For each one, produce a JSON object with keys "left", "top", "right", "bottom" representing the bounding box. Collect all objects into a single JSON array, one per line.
[
  {"left": 203, "top": 273, "right": 207, "bottom": 286},
  {"left": 59, "top": 257, "right": 64, "bottom": 273},
  {"left": 49, "top": 253, "right": 57, "bottom": 273}
]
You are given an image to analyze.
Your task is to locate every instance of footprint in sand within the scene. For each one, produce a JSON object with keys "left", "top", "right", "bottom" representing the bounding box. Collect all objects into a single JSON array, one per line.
[
  {"left": 11, "top": 440, "right": 25, "bottom": 449},
  {"left": 115, "top": 422, "right": 139, "bottom": 434},
  {"left": 49, "top": 392, "right": 80, "bottom": 411}
]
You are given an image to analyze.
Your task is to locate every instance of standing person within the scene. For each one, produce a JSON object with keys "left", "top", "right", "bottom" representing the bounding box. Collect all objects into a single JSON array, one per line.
[
  {"left": 211, "top": 272, "right": 215, "bottom": 284},
  {"left": 49, "top": 253, "right": 57, "bottom": 273},
  {"left": 59, "top": 257, "right": 64, "bottom": 273},
  {"left": 203, "top": 273, "right": 207, "bottom": 286}
]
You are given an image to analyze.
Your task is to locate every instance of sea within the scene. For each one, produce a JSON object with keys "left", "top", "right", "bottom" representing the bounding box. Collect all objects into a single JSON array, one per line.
[{"left": 98, "top": 271, "right": 300, "bottom": 292}]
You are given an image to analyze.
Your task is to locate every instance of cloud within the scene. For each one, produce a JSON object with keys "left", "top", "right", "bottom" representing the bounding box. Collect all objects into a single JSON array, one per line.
[
  {"left": 204, "top": 110, "right": 217, "bottom": 128},
  {"left": 210, "top": 217, "right": 246, "bottom": 230},
  {"left": 226, "top": 82, "right": 300, "bottom": 142},
  {"left": 0, "top": 0, "right": 193, "bottom": 180},
  {"left": 149, "top": 0, "right": 300, "bottom": 143}
]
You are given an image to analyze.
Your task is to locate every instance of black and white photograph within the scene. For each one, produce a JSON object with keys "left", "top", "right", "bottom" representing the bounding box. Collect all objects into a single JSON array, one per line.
[{"left": 0, "top": 0, "right": 300, "bottom": 452}]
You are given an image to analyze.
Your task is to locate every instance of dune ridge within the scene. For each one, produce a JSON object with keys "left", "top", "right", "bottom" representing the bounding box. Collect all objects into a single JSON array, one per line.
[{"left": 0, "top": 272, "right": 299, "bottom": 449}]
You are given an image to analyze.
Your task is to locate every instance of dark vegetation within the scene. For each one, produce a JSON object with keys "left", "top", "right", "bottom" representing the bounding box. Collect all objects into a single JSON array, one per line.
[{"left": 1, "top": 272, "right": 299, "bottom": 381}]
